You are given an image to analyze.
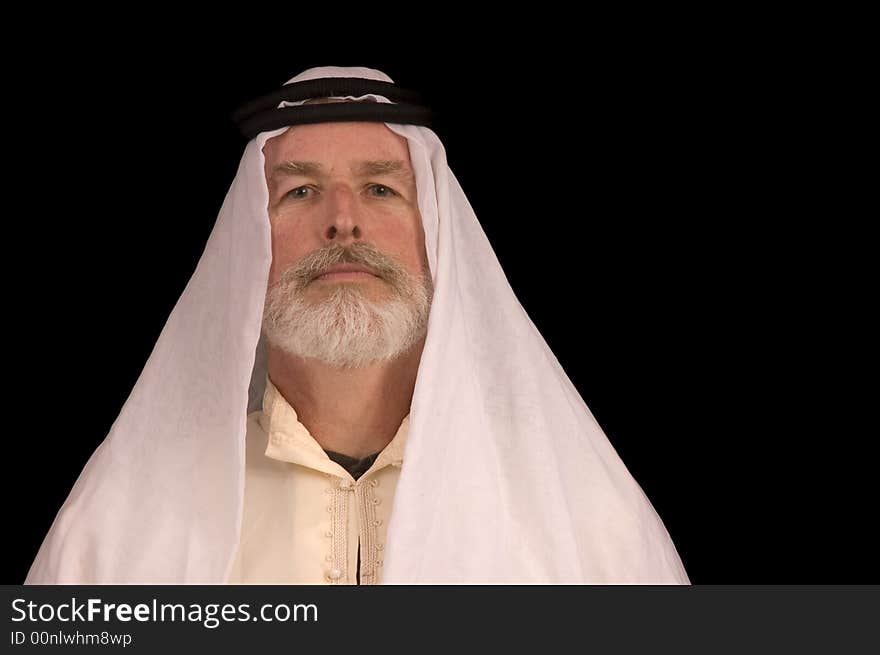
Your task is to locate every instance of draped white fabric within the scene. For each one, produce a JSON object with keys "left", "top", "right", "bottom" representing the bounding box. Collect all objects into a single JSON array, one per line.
[{"left": 25, "top": 66, "right": 689, "bottom": 584}]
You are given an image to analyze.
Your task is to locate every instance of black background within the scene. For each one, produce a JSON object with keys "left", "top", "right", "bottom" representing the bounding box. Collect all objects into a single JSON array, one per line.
[{"left": 5, "top": 26, "right": 872, "bottom": 584}]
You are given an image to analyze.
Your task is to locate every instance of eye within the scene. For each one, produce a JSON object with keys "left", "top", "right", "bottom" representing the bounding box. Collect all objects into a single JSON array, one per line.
[
  {"left": 368, "top": 184, "right": 397, "bottom": 198},
  {"left": 285, "top": 185, "right": 315, "bottom": 200}
]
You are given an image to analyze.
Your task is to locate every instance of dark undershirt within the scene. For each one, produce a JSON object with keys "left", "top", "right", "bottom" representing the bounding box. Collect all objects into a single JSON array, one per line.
[{"left": 323, "top": 449, "right": 381, "bottom": 585}]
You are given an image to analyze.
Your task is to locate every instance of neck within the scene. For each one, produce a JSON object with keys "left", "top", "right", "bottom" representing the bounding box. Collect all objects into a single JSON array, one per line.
[{"left": 266, "top": 334, "right": 425, "bottom": 459}]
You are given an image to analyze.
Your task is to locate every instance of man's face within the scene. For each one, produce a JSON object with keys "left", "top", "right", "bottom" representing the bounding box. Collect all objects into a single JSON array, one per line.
[
  {"left": 260, "top": 120, "right": 433, "bottom": 369},
  {"left": 263, "top": 120, "right": 428, "bottom": 290}
]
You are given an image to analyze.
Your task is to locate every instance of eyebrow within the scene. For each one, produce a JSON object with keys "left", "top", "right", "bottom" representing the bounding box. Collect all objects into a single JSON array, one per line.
[{"left": 271, "top": 159, "right": 414, "bottom": 183}]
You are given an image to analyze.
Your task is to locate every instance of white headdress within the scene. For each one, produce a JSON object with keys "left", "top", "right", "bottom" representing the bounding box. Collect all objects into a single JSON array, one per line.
[{"left": 26, "top": 66, "right": 689, "bottom": 584}]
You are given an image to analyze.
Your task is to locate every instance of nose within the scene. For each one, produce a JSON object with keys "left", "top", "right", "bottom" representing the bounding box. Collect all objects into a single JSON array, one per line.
[{"left": 324, "top": 185, "right": 362, "bottom": 244}]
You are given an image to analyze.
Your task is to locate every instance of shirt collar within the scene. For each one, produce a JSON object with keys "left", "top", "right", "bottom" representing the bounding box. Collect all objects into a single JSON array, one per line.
[{"left": 259, "top": 374, "right": 409, "bottom": 479}]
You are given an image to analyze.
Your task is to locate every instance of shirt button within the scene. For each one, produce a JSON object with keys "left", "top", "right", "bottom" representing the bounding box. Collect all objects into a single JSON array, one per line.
[
  {"left": 325, "top": 531, "right": 333, "bottom": 538},
  {"left": 376, "top": 543, "right": 384, "bottom": 551},
  {"left": 328, "top": 568, "right": 342, "bottom": 580},
  {"left": 372, "top": 497, "right": 381, "bottom": 505},
  {"left": 369, "top": 479, "right": 379, "bottom": 487}
]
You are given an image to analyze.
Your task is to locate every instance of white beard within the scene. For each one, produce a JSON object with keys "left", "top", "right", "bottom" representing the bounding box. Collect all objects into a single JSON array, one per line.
[{"left": 262, "top": 244, "right": 434, "bottom": 370}]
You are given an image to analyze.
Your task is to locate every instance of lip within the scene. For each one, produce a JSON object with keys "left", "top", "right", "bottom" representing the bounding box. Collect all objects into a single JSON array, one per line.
[{"left": 313, "top": 264, "right": 379, "bottom": 281}]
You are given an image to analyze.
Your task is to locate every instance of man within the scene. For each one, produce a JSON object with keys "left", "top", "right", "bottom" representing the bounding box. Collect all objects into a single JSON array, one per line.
[
  {"left": 228, "top": 114, "right": 434, "bottom": 584},
  {"left": 25, "top": 66, "right": 690, "bottom": 584}
]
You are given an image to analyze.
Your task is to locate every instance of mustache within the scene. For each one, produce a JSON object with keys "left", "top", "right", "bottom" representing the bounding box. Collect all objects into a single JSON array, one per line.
[{"left": 278, "top": 242, "right": 409, "bottom": 290}]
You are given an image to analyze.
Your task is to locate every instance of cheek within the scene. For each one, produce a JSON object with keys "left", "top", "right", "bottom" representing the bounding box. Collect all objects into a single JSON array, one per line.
[
  {"left": 383, "top": 219, "right": 426, "bottom": 269},
  {"left": 268, "top": 223, "right": 305, "bottom": 286},
  {"left": 402, "top": 211, "right": 427, "bottom": 259}
]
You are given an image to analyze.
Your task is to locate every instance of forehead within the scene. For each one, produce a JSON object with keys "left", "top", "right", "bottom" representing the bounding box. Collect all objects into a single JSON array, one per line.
[{"left": 262, "top": 122, "right": 412, "bottom": 171}]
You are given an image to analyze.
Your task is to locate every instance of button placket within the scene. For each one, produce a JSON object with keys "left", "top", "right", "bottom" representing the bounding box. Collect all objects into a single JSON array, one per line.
[
  {"left": 353, "top": 482, "right": 384, "bottom": 585},
  {"left": 324, "top": 481, "right": 350, "bottom": 584}
]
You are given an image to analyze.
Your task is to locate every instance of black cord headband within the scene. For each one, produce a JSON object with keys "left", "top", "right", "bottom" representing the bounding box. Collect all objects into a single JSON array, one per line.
[{"left": 230, "top": 77, "right": 434, "bottom": 140}]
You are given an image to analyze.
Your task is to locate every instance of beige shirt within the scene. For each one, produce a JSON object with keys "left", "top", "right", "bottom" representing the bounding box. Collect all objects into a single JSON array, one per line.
[{"left": 227, "top": 375, "right": 409, "bottom": 585}]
